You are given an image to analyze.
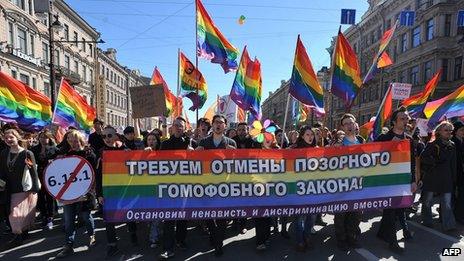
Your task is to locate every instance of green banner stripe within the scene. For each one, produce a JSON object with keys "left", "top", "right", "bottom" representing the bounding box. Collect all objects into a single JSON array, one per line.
[{"left": 103, "top": 173, "right": 411, "bottom": 198}]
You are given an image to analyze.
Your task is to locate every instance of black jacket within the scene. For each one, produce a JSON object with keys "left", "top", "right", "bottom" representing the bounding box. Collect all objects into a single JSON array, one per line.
[
  {"left": 89, "top": 132, "right": 105, "bottom": 155},
  {"left": 451, "top": 136, "right": 464, "bottom": 186},
  {"left": 31, "top": 144, "right": 59, "bottom": 178},
  {"left": 160, "top": 135, "right": 190, "bottom": 150},
  {"left": 0, "top": 149, "right": 41, "bottom": 194},
  {"left": 233, "top": 135, "right": 259, "bottom": 149},
  {"left": 421, "top": 139, "right": 457, "bottom": 193}
]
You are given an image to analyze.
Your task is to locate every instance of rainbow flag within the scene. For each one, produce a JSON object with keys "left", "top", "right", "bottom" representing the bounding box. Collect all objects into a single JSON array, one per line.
[
  {"left": 289, "top": 35, "right": 324, "bottom": 114},
  {"left": 52, "top": 78, "right": 95, "bottom": 132},
  {"left": 424, "top": 84, "right": 464, "bottom": 128},
  {"left": 363, "top": 20, "right": 398, "bottom": 84},
  {"left": 377, "top": 52, "right": 393, "bottom": 68},
  {"left": 402, "top": 70, "right": 441, "bottom": 118},
  {"left": 0, "top": 71, "right": 52, "bottom": 131},
  {"left": 359, "top": 119, "right": 375, "bottom": 140},
  {"left": 196, "top": 0, "right": 239, "bottom": 73},
  {"left": 179, "top": 51, "right": 207, "bottom": 111},
  {"left": 150, "top": 67, "right": 179, "bottom": 117},
  {"left": 331, "top": 30, "right": 362, "bottom": 107},
  {"left": 230, "top": 46, "right": 262, "bottom": 118},
  {"left": 372, "top": 84, "right": 393, "bottom": 140}
]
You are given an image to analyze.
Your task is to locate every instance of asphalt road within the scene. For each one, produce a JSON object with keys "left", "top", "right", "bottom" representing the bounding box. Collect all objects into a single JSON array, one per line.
[{"left": 1, "top": 200, "right": 463, "bottom": 260}]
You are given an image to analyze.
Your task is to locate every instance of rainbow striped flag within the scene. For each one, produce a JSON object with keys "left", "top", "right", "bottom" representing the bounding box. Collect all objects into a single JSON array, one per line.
[
  {"left": 363, "top": 20, "right": 398, "bottom": 84},
  {"left": 0, "top": 71, "right": 52, "bottom": 131},
  {"left": 179, "top": 51, "right": 207, "bottom": 111},
  {"left": 372, "top": 84, "right": 393, "bottom": 141},
  {"left": 424, "top": 84, "right": 464, "bottom": 128},
  {"left": 331, "top": 30, "right": 362, "bottom": 107},
  {"left": 150, "top": 67, "right": 179, "bottom": 117},
  {"left": 289, "top": 35, "right": 324, "bottom": 114},
  {"left": 52, "top": 78, "right": 95, "bottom": 132},
  {"left": 359, "top": 119, "right": 375, "bottom": 140},
  {"left": 196, "top": 0, "right": 239, "bottom": 73},
  {"left": 402, "top": 70, "right": 441, "bottom": 118},
  {"left": 377, "top": 52, "right": 393, "bottom": 68},
  {"left": 230, "top": 46, "right": 262, "bottom": 119}
]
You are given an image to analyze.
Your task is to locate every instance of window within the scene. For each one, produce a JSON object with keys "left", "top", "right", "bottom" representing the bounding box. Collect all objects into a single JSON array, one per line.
[
  {"left": 29, "top": 34, "right": 34, "bottom": 56},
  {"left": 19, "top": 73, "right": 29, "bottom": 86},
  {"left": 412, "top": 26, "right": 421, "bottom": 47},
  {"left": 11, "top": 69, "right": 17, "bottom": 79},
  {"left": 42, "top": 42, "right": 49, "bottom": 64},
  {"left": 101, "top": 65, "right": 105, "bottom": 75},
  {"left": 17, "top": 27, "right": 27, "bottom": 54},
  {"left": 444, "top": 14, "right": 451, "bottom": 37},
  {"left": 8, "top": 22, "right": 14, "bottom": 45},
  {"left": 89, "top": 44, "right": 93, "bottom": 56},
  {"left": 13, "top": 0, "right": 25, "bottom": 9},
  {"left": 442, "top": 59, "right": 448, "bottom": 82},
  {"left": 28, "top": 0, "right": 33, "bottom": 15},
  {"left": 424, "top": 60, "right": 433, "bottom": 82},
  {"left": 54, "top": 50, "right": 60, "bottom": 66},
  {"left": 32, "top": 78, "right": 36, "bottom": 89},
  {"left": 82, "top": 38, "right": 86, "bottom": 52},
  {"left": 401, "top": 33, "right": 408, "bottom": 52},
  {"left": 426, "top": 18, "right": 434, "bottom": 41},
  {"left": 106, "top": 90, "right": 109, "bottom": 103},
  {"left": 74, "top": 61, "right": 79, "bottom": 73},
  {"left": 410, "top": 66, "right": 419, "bottom": 85},
  {"left": 399, "top": 70, "right": 408, "bottom": 83},
  {"left": 376, "top": 26, "right": 382, "bottom": 41},
  {"left": 106, "top": 68, "right": 109, "bottom": 79},
  {"left": 89, "top": 69, "right": 93, "bottom": 82},
  {"left": 370, "top": 31, "right": 375, "bottom": 45},
  {"left": 44, "top": 82, "right": 50, "bottom": 96},
  {"left": 82, "top": 65, "right": 87, "bottom": 82},
  {"left": 73, "top": 31, "right": 78, "bottom": 45},
  {"left": 64, "top": 24, "right": 69, "bottom": 40},
  {"left": 65, "top": 55, "right": 70, "bottom": 69},
  {"left": 455, "top": 56, "right": 463, "bottom": 80}
]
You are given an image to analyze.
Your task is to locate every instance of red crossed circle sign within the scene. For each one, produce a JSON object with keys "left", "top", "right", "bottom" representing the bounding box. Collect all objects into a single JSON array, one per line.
[{"left": 44, "top": 156, "right": 95, "bottom": 202}]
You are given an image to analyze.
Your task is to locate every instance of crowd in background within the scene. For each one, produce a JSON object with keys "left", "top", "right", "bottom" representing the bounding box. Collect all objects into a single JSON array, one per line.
[{"left": 0, "top": 107, "right": 463, "bottom": 259}]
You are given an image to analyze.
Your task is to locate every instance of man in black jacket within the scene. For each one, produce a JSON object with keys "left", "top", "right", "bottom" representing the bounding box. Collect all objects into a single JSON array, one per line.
[
  {"left": 88, "top": 119, "right": 105, "bottom": 156},
  {"left": 196, "top": 115, "right": 237, "bottom": 256},
  {"left": 159, "top": 117, "right": 192, "bottom": 259},
  {"left": 375, "top": 107, "right": 416, "bottom": 254}
]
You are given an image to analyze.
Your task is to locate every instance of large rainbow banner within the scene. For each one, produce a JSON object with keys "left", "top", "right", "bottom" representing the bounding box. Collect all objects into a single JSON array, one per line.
[{"left": 102, "top": 140, "right": 412, "bottom": 222}]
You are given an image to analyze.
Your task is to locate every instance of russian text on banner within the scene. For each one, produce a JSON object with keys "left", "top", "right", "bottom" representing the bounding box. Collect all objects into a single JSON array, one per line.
[{"left": 103, "top": 140, "right": 413, "bottom": 222}]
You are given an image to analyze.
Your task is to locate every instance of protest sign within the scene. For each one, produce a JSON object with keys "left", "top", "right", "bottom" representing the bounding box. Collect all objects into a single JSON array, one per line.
[
  {"left": 44, "top": 156, "right": 95, "bottom": 202},
  {"left": 102, "top": 140, "right": 412, "bottom": 222},
  {"left": 130, "top": 84, "right": 166, "bottom": 118},
  {"left": 391, "top": 83, "right": 412, "bottom": 100}
]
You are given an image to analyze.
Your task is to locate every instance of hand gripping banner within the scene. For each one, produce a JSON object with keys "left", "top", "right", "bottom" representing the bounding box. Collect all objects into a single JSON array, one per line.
[{"left": 102, "top": 140, "right": 413, "bottom": 222}]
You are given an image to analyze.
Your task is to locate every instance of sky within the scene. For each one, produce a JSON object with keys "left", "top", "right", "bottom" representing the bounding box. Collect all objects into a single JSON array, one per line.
[{"left": 66, "top": 0, "right": 369, "bottom": 122}]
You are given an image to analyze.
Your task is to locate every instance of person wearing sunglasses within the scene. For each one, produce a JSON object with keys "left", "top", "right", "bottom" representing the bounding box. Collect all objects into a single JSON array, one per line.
[{"left": 96, "top": 126, "right": 137, "bottom": 258}]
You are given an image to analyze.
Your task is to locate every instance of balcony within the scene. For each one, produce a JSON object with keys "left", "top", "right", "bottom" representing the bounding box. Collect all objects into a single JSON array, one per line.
[{"left": 55, "top": 66, "right": 82, "bottom": 85}]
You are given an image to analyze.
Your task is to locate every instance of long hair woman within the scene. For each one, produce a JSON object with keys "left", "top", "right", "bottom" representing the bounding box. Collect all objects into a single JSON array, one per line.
[{"left": 0, "top": 129, "right": 40, "bottom": 249}]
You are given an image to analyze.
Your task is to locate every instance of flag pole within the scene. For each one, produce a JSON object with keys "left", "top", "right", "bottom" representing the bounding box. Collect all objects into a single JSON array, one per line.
[
  {"left": 195, "top": 0, "right": 199, "bottom": 124},
  {"left": 51, "top": 77, "right": 64, "bottom": 125},
  {"left": 281, "top": 95, "right": 291, "bottom": 149}
]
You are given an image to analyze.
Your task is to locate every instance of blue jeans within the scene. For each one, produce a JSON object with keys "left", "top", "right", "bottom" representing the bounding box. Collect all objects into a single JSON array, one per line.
[
  {"left": 63, "top": 202, "right": 95, "bottom": 246},
  {"left": 422, "top": 192, "right": 456, "bottom": 231},
  {"left": 294, "top": 214, "right": 315, "bottom": 244}
]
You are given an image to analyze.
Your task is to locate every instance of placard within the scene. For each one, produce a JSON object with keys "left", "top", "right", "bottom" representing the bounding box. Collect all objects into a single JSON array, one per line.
[{"left": 130, "top": 84, "right": 167, "bottom": 118}]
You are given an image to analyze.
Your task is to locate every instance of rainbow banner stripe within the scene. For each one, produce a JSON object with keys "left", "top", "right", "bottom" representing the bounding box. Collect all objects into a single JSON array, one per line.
[
  {"left": 52, "top": 78, "right": 95, "bottom": 132},
  {"left": 230, "top": 46, "right": 262, "bottom": 118},
  {"left": 402, "top": 70, "right": 441, "bottom": 118},
  {"left": 372, "top": 84, "right": 393, "bottom": 141},
  {"left": 289, "top": 35, "right": 324, "bottom": 114},
  {"left": 331, "top": 30, "right": 362, "bottom": 107},
  {"left": 150, "top": 67, "right": 179, "bottom": 117},
  {"left": 0, "top": 71, "right": 52, "bottom": 131},
  {"left": 102, "top": 140, "right": 413, "bottom": 222},
  {"left": 196, "top": 0, "right": 239, "bottom": 73},
  {"left": 179, "top": 51, "right": 208, "bottom": 110},
  {"left": 424, "top": 84, "right": 464, "bottom": 128}
]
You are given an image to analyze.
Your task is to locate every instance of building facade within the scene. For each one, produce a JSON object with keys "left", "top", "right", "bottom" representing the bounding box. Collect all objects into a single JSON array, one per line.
[
  {"left": 0, "top": 0, "right": 99, "bottom": 105},
  {"left": 328, "top": 0, "right": 464, "bottom": 128}
]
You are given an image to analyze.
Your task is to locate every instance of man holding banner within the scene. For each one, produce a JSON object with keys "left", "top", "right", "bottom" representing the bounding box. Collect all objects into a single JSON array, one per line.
[
  {"left": 375, "top": 107, "right": 416, "bottom": 254},
  {"left": 196, "top": 115, "right": 237, "bottom": 256},
  {"left": 159, "top": 117, "right": 191, "bottom": 260}
]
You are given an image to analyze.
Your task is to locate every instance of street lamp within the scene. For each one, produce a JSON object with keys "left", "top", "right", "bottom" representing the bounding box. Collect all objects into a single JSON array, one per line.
[{"left": 47, "top": 10, "right": 104, "bottom": 109}]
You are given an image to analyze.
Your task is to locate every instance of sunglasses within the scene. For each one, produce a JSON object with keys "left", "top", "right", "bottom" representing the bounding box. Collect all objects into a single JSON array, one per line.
[{"left": 102, "top": 134, "right": 114, "bottom": 139}]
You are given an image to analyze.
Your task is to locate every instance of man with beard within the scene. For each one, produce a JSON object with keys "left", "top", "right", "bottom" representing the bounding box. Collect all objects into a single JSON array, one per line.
[{"left": 196, "top": 115, "right": 236, "bottom": 256}]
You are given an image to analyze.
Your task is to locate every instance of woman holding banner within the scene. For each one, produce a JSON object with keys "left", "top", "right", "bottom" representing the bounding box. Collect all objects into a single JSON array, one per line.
[
  {"left": 292, "top": 125, "right": 317, "bottom": 252},
  {"left": 0, "top": 129, "right": 40, "bottom": 249},
  {"left": 55, "top": 130, "right": 97, "bottom": 258}
]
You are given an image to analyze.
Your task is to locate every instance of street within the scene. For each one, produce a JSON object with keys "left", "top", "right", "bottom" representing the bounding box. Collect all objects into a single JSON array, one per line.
[{"left": 1, "top": 200, "right": 463, "bottom": 261}]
